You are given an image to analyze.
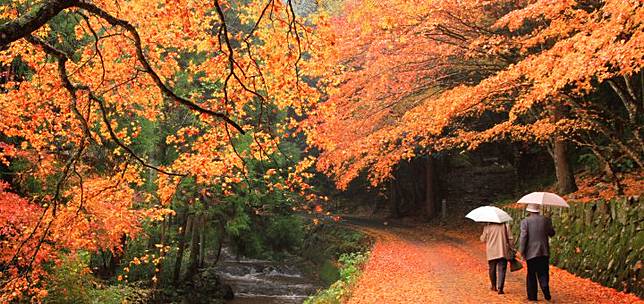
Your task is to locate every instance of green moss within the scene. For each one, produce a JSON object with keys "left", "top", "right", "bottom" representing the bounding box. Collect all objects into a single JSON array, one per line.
[
  {"left": 319, "top": 260, "right": 340, "bottom": 285},
  {"left": 304, "top": 252, "right": 369, "bottom": 304},
  {"left": 503, "top": 197, "right": 643, "bottom": 297}
]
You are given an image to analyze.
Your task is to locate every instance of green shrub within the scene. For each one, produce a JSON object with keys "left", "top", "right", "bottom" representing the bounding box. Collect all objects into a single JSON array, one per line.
[
  {"left": 302, "top": 223, "right": 370, "bottom": 265},
  {"left": 266, "top": 215, "right": 305, "bottom": 252},
  {"left": 45, "top": 253, "right": 94, "bottom": 304},
  {"left": 318, "top": 259, "right": 340, "bottom": 285},
  {"left": 88, "top": 285, "right": 137, "bottom": 304},
  {"left": 304, "top": 252, "right": 369, "bottom": 304},
  {"left": 227, "top": 212, "right": 307, "bottom": 260},
  {"left": 46, "top": 252, "right": 135, "bottom": 304}
]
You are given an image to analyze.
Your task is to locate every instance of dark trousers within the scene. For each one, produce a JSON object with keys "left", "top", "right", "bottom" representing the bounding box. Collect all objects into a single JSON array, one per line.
[
  {"left": 488, "top": 258, "right": 507, "bottom": 291},
  {"left": 526, "top": 256, "right": 551, "bottom": 300}
]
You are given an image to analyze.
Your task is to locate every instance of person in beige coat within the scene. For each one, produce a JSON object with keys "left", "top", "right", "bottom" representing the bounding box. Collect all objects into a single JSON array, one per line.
[{"left": 480, "top": 222, "right": 514, "bottom": 294}]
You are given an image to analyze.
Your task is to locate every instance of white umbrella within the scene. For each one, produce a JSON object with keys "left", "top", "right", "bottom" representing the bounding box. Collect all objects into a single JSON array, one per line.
[
  {"left": 517, "top": 192, "right": 569, "bottom": 208},
  {"left": 466, "top": 206, "right": 513, "bottom": 223}
]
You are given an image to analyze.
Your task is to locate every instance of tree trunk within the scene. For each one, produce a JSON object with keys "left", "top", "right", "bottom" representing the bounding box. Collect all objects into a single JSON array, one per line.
[
  {"left": 186, "top": 215, "right": 202, "bottom": 280},
  {"left": 173, "top": 214, "right": 191, "bottom": 284},
  {"left": 388, "top": 176, "right": 400, "bottom": 218},
  {"left": 552, "top": 105, "right": 578, "bottom": 195},
  {"left": 553, "top": 138, "right": 577, "bottom": 194},
  {"left": 214, "top": 220, "right": 224, "bottom": 265},
  {"left": 198, "top": 215, "right": 206, "bottom": 268},
  {"left": 100, "top": 244, "right": 124, "bottom": 279},
  {"left": 589, "top": 146, "right": 623, "bottom": 195},
  {"left": 413, "top": 159, "right": 425, "bottom": 209},
  {"left": 425, "top": 156, "right": 437, "bottom": 219},
  {"left": 153, "top": 218, "right": 167, "bottom": 288}
]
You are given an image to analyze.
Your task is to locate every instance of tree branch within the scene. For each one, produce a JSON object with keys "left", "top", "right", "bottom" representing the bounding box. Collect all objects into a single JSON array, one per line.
[
  {"left": 93, "top": 94, "right": 187, "bottom": 177},
  {"left": 75, "top": 1, "right": 246, "bottom": 134},
  {"left": 0, "top": 0, "right": 77, "bottom": 48},
  {"left": 608, "top": 78, "right": 638, "bottom": 124},
  {"left": 4, "top": 0, "right": 245, "bottom": 134}
]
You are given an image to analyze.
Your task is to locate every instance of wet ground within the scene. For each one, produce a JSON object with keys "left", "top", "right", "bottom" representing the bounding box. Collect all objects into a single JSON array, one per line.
[{"left": 345, "top": 218, "right": 642, "bottom": 303}]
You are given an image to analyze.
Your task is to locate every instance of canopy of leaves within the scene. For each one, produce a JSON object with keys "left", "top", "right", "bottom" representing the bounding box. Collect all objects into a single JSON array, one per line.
[
  {"left": 0, "top": 0, "right": 328, "bottom": 300},
  {"left": 305, "top": 0, "right": 643, "bottom": 188}
]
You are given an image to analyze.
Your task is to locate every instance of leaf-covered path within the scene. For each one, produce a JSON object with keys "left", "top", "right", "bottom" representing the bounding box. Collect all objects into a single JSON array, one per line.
[{"left": 345, "top": 219, "right": 642, "bottom": 304}]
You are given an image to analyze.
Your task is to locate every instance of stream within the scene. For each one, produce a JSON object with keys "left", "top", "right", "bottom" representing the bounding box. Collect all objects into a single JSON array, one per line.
[{"left": 214, "top": 248, "right": 321, "bottom": 304}]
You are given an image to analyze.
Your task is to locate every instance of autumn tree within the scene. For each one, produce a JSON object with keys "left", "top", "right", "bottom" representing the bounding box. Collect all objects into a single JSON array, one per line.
[
  {"left": 305, "top": 0, "right": 642, "bottom": 201},
  {"left": 0, "top": 0, "right": 327, "bottom": 300}
]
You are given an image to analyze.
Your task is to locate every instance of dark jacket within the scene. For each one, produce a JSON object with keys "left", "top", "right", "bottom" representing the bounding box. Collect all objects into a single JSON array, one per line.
[{"left": 519, "top": 214, "right": 555, "bottom": 260}]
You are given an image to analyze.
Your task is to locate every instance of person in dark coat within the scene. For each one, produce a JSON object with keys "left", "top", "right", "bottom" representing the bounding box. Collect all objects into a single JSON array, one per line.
[{"left": 520, "top": 203, "right": 556, "bottom": 301}]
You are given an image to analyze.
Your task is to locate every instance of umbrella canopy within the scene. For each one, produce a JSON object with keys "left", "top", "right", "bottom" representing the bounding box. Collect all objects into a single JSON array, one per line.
[
  {"left": 466, "top": 206, "right": 513, "bottom": 223},
  {"left": 517, "top": 192, "right": 569, "bottom": 208}
]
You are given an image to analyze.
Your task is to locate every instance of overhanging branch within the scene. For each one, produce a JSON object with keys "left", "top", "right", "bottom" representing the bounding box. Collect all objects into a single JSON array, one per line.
[
  {"left": 27, "top": 35, "right": 186, "bottom": 177},
  {"left": 76, "top": 1, "right": 246, "bottom": 134},
  {"left": 3, "top": 0, "right": 246, "bottom": 134},
  {"left": 0, "top": 0, "right": 77, "bottom": 48}
]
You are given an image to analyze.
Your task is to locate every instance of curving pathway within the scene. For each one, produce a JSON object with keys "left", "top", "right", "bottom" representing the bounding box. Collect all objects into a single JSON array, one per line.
[{"left": 344, "top": 218, "right": 642, "bottom": 304}]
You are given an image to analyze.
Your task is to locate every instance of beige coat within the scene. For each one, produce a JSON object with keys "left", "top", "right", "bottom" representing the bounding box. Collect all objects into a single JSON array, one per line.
[{"left": 480, "top": 223, "right": 514, "bottom": 261}]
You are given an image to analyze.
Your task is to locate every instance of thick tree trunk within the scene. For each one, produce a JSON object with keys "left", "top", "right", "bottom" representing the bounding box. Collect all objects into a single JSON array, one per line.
[
  {"left": 173, "top": 214, "right": 191, "bottom": 284},
  {"left": 553, "top": 138, "right": 578, "bottom": 194},
  {"left": 552, "top": 105, "right": 578, "bottom": 195},
  {"left": 425, "top": 156, "right": 437, "bottom": 219}
]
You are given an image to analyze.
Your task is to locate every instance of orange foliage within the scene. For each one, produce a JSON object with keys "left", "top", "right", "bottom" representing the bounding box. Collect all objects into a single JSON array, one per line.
[
  {"left": 305, "top": 0, "right": 643, "bottom": 189},
  {"left": 0, "top": 173, "right": 170, "bottom": 301},
  {"left": 570, "top": 170, "right": 644, "bottom": 203},
  {"left": 0, "top": 0, "right": 326, "bottom": 300}
]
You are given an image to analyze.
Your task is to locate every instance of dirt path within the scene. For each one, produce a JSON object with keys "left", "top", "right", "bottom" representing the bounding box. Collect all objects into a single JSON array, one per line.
[{"left": 345, "top": 219, "right": 642, "bottom": 304}]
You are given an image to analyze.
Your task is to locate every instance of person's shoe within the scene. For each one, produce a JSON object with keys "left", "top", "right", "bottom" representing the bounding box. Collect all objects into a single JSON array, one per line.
[
  {"left": 497, "top": 290, "right": 504, "bottom": 295},
  {"left": 490, "top": 286, "right": 498, "bottom": 291}
]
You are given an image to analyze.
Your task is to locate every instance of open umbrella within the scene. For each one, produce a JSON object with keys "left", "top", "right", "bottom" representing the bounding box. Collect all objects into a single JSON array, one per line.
[
  {"left": 466, "top": 206, "right": 512, "bottom": 223},
  {"left": 517, "top": 192, "right": 569, "bottom": 208}
]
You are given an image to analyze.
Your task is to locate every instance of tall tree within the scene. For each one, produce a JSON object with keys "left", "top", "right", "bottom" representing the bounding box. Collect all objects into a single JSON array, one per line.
[
  {"left": 305, "top": 0, "right": 642, "bottom": 194},
  {"left": 0, "top": 0, "right": 326, "bottom": 300}
]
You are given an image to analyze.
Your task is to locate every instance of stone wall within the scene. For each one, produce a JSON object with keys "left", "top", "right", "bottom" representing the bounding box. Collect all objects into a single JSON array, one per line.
[
  {"left": 444, "top": 164, "right": 517, "bottom": 214},
  {"left": 505, "top": 197, "right": 643, "bottom": 297}
]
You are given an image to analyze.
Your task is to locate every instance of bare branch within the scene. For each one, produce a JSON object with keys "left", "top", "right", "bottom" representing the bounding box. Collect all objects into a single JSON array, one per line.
[{"left": 608, "top": 79, "right": 638, "bottom": 124}]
